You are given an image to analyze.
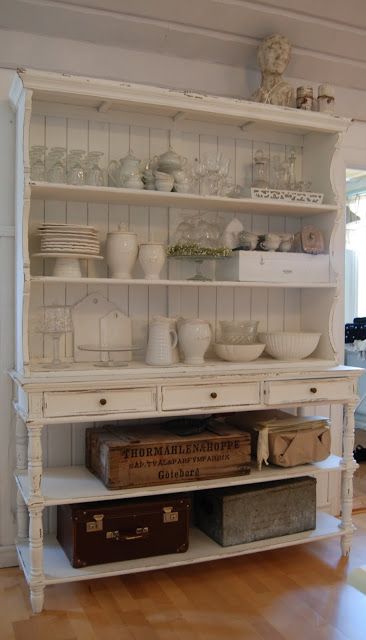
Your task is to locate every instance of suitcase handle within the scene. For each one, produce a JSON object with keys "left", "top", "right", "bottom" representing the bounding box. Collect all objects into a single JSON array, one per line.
[
  {"left": 123, "top": 531, "right": 149, "bottom": 541},
  {"left": 107, "top": 526, "right": 149, "bottom": 542}
]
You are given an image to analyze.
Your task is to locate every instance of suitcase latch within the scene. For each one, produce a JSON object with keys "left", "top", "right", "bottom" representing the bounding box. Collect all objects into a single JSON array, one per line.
[
  {"left": 86, "top": 514, "right": 104, "bottom": 533},
  {"left": 163, "top": 506, "right": 179, "bottom": 523}
]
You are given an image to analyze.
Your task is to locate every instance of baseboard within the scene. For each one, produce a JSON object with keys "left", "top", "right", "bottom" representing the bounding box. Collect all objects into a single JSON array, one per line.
[{"left": 0, "top": 544, "right": 18, "bottom": 568}]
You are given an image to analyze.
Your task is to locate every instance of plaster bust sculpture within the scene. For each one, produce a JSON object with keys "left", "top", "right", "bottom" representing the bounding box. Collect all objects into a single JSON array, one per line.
[{"left": 251, "top": 34, "right": 295, "bottom": 107}]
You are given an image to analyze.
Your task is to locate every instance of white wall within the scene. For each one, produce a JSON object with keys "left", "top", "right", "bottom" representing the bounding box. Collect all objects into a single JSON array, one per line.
[{"left": 1, "top": 27, "right": 366, "bottom": 565}]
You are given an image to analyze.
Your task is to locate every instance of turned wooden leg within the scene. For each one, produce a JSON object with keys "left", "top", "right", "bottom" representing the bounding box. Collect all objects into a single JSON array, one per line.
[
  {"left": 27, "top": 423, "right": 45, "bottom": 612},
  {"left": 340, "top": 401, "right": 358, "bottom": 556},
  {"left": 27, "top": 424, "right": 43, "bottom": 500},
  {"left": 16, "top": 415, "right": 27, "bottom": 470},
  {"left": 16, "top": 416, "right": 28, "bottom": 540},
  {"left": 29, "top": 504, "right": 45, "bottom": 613},
  {"left": 16, "top": 492, "right": 28, "bottom": 541}
]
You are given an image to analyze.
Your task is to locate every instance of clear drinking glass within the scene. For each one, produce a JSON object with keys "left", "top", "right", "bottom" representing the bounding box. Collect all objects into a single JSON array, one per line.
[
  {"left": 30, "top": 145, "right": 47, "bottom": 181},
  {"left": 85, "top": 151, "right": 106, "bottom": 186},
  {"left": 66, "top": 149, "right": 86, "bottom": 185},
  {"left": 46, "top": 147, "right": 66, "bottom": 183}
]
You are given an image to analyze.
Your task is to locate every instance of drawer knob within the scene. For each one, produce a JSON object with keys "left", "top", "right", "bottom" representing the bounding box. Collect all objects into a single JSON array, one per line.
[
  {"left": 210, "top": 392, "right": 218, "bottom": 399},
  {"left": 310, "top": 387, "right": 317, "bottom": 394},
  {"left": 99, "top": 398, "right": 107, "bottom": 406}
]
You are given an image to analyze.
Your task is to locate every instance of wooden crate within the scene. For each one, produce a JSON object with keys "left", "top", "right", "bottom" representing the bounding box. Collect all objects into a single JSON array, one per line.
[
  {"left": 86, "top": 423, "right": 251, "bottom": 489},
  {"left": 194, "top": 476, "right": 316, "bottom": 546}
]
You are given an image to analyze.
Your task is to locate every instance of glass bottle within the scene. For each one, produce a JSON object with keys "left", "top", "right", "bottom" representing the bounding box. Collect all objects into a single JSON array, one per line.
[
  {"left": 287, "top": 149, "right": 297, "bottom": 191},
  {"left": 252, "top": 149, "right": 269, "bottom": 189}
]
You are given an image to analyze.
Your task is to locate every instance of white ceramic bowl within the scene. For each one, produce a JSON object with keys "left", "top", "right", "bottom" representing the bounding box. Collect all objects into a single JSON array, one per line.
[
  {"left": 259, "top": 332, "right": 321, "bottom": 361},
  {"left": 214, "top": 342, "right": 265, "bottom": 362}
]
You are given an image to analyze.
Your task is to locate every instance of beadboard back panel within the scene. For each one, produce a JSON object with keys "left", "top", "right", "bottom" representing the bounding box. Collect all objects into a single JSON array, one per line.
[
  {"left": 28, "top": 108, "right": 306, "bottom": 363},
  {"left": 26, "top": 101, "right": 342, "bottom": 536}
]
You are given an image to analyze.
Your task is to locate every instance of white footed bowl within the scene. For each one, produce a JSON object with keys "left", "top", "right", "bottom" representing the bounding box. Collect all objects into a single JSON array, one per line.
[
  {"left": 259, "top": 332, "right": 321, "bottom": 361},
  {"left": 214, "top": 342, "right": 265, "bottom": 362}
]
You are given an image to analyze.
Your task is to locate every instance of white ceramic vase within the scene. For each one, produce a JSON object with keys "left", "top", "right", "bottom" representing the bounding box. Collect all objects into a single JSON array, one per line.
[
  {"left": 138, "top": 243, "right": 166, "bottom": 280},
  {"left": 178, "top": 318, "right": 211, "bottom": 365},
  {"left": 106, "top": 228, "right": 138, "bottom": 279}
]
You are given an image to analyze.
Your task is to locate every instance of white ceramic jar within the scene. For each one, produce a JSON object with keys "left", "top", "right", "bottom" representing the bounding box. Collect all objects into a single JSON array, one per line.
[
  {"left": 138, "top": 243, "right": 166, "bottom": 279},
  {"left": 106, "top": 225, "right": 138, "bottom": 279},
  {"left": 178, "top": 318, "right": 211, "bottom": 365}
]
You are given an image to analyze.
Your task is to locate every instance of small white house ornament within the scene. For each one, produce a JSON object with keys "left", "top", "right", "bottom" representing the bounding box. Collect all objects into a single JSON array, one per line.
[{"left": 251, "top": 34, "right": 295, "bottom": 107}]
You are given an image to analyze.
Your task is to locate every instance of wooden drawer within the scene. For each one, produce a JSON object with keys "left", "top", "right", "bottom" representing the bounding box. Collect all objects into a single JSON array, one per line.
[
  {"left": 264, "top": 378, "right": 353, "bottom": 405},
  {"left": 43, "top": 387, "right": 156, "bottom": 418},
  {"left": 162, "top": 382, "right": 260, "bottom": 411}
]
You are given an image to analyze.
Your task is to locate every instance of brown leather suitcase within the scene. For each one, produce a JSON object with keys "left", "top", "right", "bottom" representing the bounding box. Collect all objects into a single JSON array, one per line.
[{"left": 57, "top": 495, "right": 191, "bottom": 568}]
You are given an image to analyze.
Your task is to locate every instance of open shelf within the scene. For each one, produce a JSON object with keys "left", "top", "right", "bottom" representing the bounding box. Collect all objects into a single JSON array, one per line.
[
  {"left": 18, "top": 69, "right": 350, "bottom": 136},
  {"left": 15, "top": 456, "right": 342, "bottom": 507},
  {"left": 16, "top": 512, "right": 344, "bottom": 585},
  {"left": 30, "top": 275, "right": 337, "bottom": 288},
  {"left": 30, "top": 182, "right": 337, "bottom": 216}
]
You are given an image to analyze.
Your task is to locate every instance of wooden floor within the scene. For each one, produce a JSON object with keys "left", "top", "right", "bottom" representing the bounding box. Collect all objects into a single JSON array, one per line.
[{"left": 3, "top": 514, "right": 366, "bottom": 640}]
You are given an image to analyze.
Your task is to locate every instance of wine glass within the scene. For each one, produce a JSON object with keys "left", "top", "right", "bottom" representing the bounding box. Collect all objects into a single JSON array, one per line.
[{"left": 33, "top": 306, "right": 73, "bottom": 368}]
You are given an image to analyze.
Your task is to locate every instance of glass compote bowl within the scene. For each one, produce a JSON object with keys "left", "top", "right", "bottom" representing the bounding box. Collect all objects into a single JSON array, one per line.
[
  {"left": 33, "top": 306, "right": 73, "bottom": 368},
  {"left": 169, "top": 215, "right": 230, "bottom": 281},
  {"left": 174, "top": 217, "right": 197, "bottom": 244}
]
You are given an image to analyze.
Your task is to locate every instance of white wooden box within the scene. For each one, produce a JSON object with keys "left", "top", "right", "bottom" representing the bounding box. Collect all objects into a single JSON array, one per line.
[{"left": 215, "top": 251, "right": 330, "bottom": 283}]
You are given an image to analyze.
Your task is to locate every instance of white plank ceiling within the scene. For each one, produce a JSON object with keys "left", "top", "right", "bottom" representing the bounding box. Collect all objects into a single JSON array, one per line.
[{"left": 0, "top": 1, "right": 365, "bottom": 90}]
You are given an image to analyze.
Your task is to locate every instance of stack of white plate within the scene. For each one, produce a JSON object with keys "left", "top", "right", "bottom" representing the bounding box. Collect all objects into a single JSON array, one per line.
[{"left": 38, "top": 223, "right": 100, "bottom": 256}]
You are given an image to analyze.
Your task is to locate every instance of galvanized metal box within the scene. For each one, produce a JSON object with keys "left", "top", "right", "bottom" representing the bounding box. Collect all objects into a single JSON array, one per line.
[{"left": 194, "top": 476, "right": 316, "bottom": 546}]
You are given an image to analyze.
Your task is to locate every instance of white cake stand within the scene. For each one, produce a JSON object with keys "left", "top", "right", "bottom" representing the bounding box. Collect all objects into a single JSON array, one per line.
[{"left": 32, "top": 253, "right": 103, "bottom": 278}]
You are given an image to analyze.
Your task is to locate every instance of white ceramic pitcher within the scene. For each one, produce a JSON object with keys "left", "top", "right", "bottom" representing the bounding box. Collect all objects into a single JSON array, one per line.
[{"left": 145, "top": 317, "right": 178, "bottom": 366}]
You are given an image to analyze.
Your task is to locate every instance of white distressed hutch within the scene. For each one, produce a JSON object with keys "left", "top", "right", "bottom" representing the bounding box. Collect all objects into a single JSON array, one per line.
[{"left": 9, "top": 69, "right": 361, "bottom": 613}]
